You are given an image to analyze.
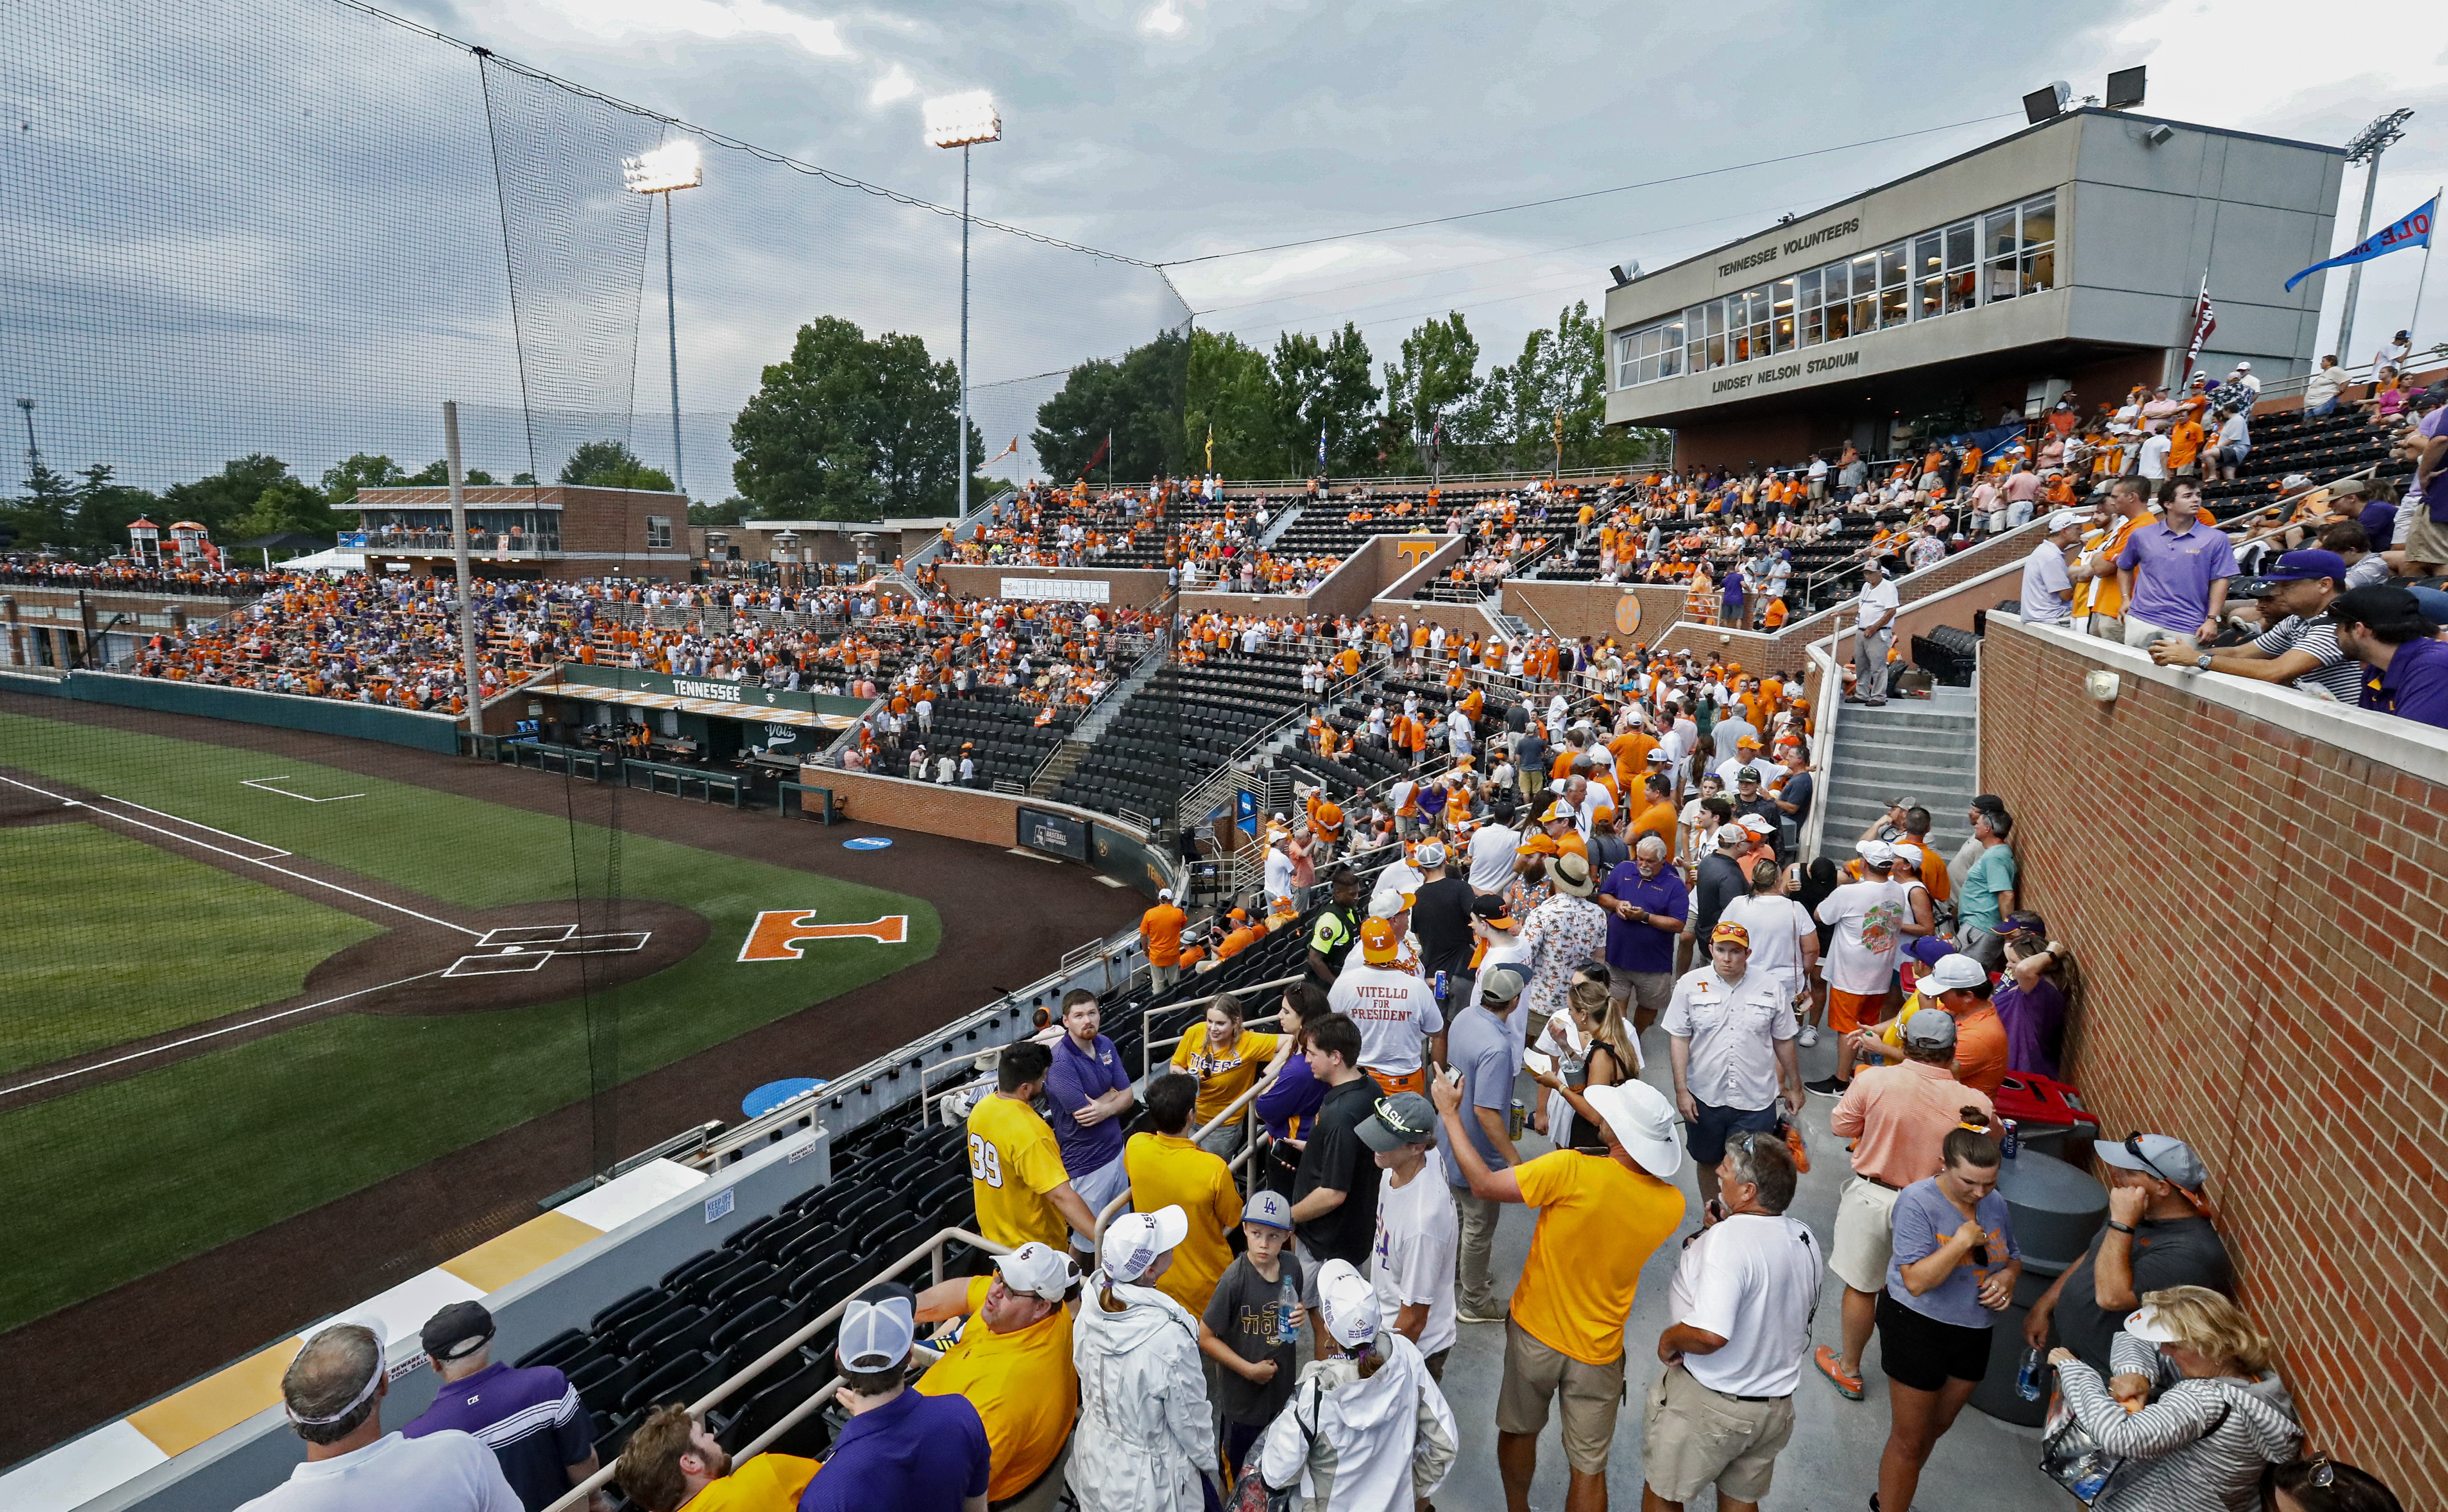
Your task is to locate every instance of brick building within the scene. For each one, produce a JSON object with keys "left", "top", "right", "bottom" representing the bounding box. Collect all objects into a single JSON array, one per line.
[
  {"left": 1980, "top": 613, "right": 2448, "bottom": 1506},
  {"left": 344, "top": 484, "right": 693, "bottom": 582}
]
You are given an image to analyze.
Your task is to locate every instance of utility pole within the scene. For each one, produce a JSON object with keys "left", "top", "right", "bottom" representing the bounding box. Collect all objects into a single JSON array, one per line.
[
  {"left": 2338, "top": 109, "right": 2414, "bottom": 362},
  {"left": 15, "top": 397, "right": 37, "bottom": 486},
  {"left": 444, "top": 401, "right": 484, "bottom": 738}
]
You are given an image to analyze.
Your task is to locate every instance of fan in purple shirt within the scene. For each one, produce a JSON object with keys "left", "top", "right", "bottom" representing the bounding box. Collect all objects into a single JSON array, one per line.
[{"left": 403, "top": 1303, "right": 597, "bottom": 1512}]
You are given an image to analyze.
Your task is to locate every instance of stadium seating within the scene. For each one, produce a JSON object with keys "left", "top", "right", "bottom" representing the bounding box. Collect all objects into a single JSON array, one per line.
[
  {"left": 1050, "top": 649, "right": 1318, "bottom": 820},
  {"left": 2202, "top": 409, "right": 2411, "bottom": 521}
]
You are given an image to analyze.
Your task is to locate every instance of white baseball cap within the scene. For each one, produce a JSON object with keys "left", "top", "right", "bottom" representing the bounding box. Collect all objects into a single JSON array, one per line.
[
  {"left": 2046, "top": 509, "right": 2086, "bottom": 532},
  {"left": 991, "top": 1241, "right": 1078, "bottom": 1303},
  {"left": 1923, "top": 953, "right": 1989, "bottom": 992},
  {"left": 2122, "top": 1304, "right": 2184, "bottom": 1344},
  {"left": 837, "top": 1286, "right": 917, "bottom": 1371},
  {"left": 1314, "top": 1259, "right": 1380, "bottom": 1349},
  {"left": 1856, "top": 839, "right": 1895, "bottom": 867},
  {"left": 1580, "top": 1080, "right": 1682, "bottom": 1179},
  {"left": 1100, "top": 1205, "right": 1189, "bottom": 1284}
]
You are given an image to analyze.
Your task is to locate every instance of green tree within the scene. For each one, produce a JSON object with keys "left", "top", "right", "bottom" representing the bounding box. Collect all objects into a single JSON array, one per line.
[
  {"left": 731, "top": 316, "right": 983, "bottom": 520},
  {"left": 1183, "top": 329, "right": 1277, "bottom": 477},
  {"left": 321, "top": 454, "right": 407, "bottom": 504},
  {"left": 68, "top": 466, "right": 162, "bottom": 557},
  {"left": 162, "top": 455, "right": 305, "bottom": 535},
  {"left": 688, "top": 498, "right": 745, "bottom": 527},
  {"left": 3, "top": 460, "right": 80, "bottom": 549},
  {"left": 556, "top": 442, "right": 670, "bottom": 492},
  {"left": 1034, "top": 330, "right": 1187, "bottom": 483},
  {"left": 400, "top": 459, "right": 501, "bottom": 488},
  {"left": 1382, "top": 314, "right": 1480, "bottom": 473},
  {"left": 222, "top": 477, "right": 345, "bottom": 543},
  {"left": 1317, "top": 322, "right": 1381, "bottom": 476}
]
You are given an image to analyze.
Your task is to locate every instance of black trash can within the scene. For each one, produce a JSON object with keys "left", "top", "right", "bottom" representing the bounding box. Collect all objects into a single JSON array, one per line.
[{"left": 1969, "top": 1151, "right": 2107, "bottom": 1426}]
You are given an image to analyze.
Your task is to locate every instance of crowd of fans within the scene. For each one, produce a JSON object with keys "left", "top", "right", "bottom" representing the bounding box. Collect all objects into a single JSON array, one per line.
[
  {"left": 1988, "top": 382, "right": 2448, "bottom": 731},
  {"left": 239, "top": 660, "right": 2409, "bottom": 1512}
]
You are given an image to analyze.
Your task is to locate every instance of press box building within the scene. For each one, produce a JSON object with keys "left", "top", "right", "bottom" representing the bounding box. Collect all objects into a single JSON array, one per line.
[{"left": 1601, "top": 106, "right": 2348, "bottom": 470}]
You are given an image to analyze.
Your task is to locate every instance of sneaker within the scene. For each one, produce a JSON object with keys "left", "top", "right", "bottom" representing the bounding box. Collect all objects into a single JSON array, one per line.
[
  {"left": 1805, "top": 1075, "right": 1849, "bottom": 1097},
  {"left": 1798, "top": 1025, "right": 1820, "bottom": 1047},
  {"left": 1816, "top": 1346, "right": 1865, "bottom": 1400},
  {"left": 1458, "top": 1306, "right": 1508, "bottom": 1325}
]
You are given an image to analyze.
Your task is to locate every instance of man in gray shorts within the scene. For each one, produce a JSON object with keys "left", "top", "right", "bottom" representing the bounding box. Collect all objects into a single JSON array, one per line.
[{"left": 1597, "top": 833, "right": 1687, "bottom": 1033}]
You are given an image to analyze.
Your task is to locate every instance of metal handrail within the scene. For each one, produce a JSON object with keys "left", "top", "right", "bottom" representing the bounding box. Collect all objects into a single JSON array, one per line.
[
  {"left": 1098, "top": 1020, "right": 1299, "bottom": 1243},
  {"left": 540, "top": 1225, "right": 1010, "bottom": 1512},
  {"left": 1139, "top": 973, "right": 1307, "bottom": 1079}
]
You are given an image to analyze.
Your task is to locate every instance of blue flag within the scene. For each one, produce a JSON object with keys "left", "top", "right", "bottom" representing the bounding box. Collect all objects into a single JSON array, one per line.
[
  {"left": 1317, "top": 423, "right": 1328, "bottom": 469},
  {"left": 2285, "top": 195, "right": 2435, "bottom": 292}
]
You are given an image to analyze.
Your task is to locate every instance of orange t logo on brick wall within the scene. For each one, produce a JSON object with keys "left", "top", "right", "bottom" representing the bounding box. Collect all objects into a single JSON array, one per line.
[
  {"left": 738, "top": 911, "right": 910, "bottom": 961},
  {"left": 1394, "top": 539, "right": 1436, "bottom": 568}
]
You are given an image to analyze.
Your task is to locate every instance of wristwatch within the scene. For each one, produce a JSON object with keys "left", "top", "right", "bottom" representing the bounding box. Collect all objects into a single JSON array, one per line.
[
  {"left": 2107, "top": 1221, "right": 2136, "bottom": 1235},
  {"left": 2194, "top": 653, "right": 2213, "bottom": 671}
]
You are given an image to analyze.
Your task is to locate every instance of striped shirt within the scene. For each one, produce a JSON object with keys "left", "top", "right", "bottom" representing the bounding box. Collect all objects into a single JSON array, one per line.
[
  {"left": 2251, "top": 613, "right": 2364, "bottom": 703},
  {"left": 403, "top": 1362, "right": 592, "bottom": 1512}
]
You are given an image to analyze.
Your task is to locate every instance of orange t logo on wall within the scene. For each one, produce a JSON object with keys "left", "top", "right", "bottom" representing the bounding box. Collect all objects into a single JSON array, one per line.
[
  {"left": 1394, "top": 539, "right": 1436, "bottom": 568},
  {"left": 738, "top": 911, "right": 910, "bottom": 961}
]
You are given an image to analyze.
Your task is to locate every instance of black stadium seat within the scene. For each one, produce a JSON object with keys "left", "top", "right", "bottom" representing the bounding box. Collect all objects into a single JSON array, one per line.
[{"left": 624, "top": 1350, "right": 725, "bottom": 1417}]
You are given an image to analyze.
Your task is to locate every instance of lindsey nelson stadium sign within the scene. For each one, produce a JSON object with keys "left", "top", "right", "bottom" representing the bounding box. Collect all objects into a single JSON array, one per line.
[{"left": 1710, "top": 348, "right": 1862, "bottom": 395}]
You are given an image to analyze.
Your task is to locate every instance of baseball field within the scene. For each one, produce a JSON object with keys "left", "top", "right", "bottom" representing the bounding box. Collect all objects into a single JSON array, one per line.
[{"left": 0, "top": 704, "right": 942, "bottom": 1336}]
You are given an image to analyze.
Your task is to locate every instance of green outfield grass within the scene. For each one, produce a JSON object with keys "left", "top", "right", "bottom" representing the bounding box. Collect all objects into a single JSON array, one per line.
[
  {"left": 0, "top": 709, "right": 941, "bottom": 1331},
  {"left": 0, "top": 826, "right": 384, "bottom": 1074}
]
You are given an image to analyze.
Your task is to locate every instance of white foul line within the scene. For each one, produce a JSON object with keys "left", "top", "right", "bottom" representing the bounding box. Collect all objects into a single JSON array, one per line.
[
  {"left": 3, "top": 773, "right": 480, "bottom": 937},
  {"left": 0, "top": 969, "right": 449, "bottom": 1098},
  {"left": 242, "top": 777, "right": 366, "bottom": 803}
]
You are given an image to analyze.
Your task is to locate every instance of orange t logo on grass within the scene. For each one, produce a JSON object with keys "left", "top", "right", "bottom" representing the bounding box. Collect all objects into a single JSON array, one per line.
[{"left": 738, "top": 911, "right": 910, "bottom": 961}]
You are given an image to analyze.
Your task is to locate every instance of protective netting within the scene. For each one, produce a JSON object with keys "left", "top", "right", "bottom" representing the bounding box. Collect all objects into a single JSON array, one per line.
[{"left": 0, "top": 0, "right": 1189, "bottom": 1468}]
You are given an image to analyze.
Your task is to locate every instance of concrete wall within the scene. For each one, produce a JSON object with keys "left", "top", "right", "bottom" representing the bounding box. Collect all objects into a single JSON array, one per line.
[
  {"left": 802, "top": 769, "right": 1167, "bottom": 896},
  {"left": 936, "top": 564, "right": 1173, "bottom": 609},
  {"left": 1979, "top": 615, "right": 2448, "bottom": 1508},
  {"left": 22, "top": 671, "right": 463, "bottom": 753},
  {"left": 1503, "top": 581, "right": 1688, "bottom": 645}
]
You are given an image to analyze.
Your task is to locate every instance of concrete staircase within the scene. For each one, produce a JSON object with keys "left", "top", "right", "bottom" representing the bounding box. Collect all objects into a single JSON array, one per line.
[
  {"left": 1816, "top": 684, "right": 1980, "bottom": 864},
  {"left": 1024, "top": 640, "right": 1169, "bottom": 798}
]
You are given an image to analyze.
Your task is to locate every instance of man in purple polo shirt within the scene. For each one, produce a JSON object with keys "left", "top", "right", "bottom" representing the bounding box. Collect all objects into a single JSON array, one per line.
[
  {"left": 1042, "top": 989, "right": 1135, "bottom": 1259},
  {"left": 2115, "top": 479, "right": 2235, "bottom": 651},
  {"left": 799, "top": 1285, "right": 990, "bottom": 1512},
  {"left": 404, "top": 1302, "right": 598, "bottom": 1512},
  {"left": 1598, "top": 833, "right": 1689, "bottom": 1034},
  {"left": 2331, "top": 586, "right": 2448, "bottom": 730}
]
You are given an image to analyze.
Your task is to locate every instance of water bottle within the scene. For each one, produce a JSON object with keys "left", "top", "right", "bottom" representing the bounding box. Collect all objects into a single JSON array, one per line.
[
  {"left": 2017, "top": 1346, "right": 2045, "bottom": 1402},
  {"left": 2001, "top": 1118, "right": 2021, "bottom": 1162},
  {"left": 1275, "top": 1274, "right": 1301, "bottom": 1345}
]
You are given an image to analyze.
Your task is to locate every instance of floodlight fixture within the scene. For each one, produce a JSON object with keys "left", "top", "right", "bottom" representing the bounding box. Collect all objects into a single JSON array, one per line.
[
  {"left": 2104, "top": 66, "right": 2146, "bottom": 110},
  {"left": 924, "top": 92, "right": 1002, "bottom": 149},
  {"left": 2024, "top": 81, "right": 2072, "bottom": 124},
  {"left": 622, "top": 140, "right": 703, "bottom": 195}
]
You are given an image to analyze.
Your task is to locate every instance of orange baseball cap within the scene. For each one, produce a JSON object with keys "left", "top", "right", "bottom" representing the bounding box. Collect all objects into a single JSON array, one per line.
[
  {"left": 1711, "top": 921, "right": 1751, "bottom": 947},
  {"left": 1360, "top": 917, "right": 1400, "bottom": 964}
]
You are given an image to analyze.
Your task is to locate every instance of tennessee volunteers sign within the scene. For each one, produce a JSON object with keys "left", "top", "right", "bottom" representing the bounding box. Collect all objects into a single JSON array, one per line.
[
  {"left": 1614, "top": 592, "right": 1643, "bottom": 637},
  {"left": 738, "top": 911, "right": 910, "bottom": 962},
  {"left": 1394, "top": 539, "right": 1437, "bottom": 568}
]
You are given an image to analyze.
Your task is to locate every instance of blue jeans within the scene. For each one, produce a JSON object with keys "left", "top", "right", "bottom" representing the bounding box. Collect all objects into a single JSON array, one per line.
[
  {"left": 2306, "top": 397, "right": 2341, "bottom": 417},
  {"left": 1686, "top": 1098, "right": 1780, "bottom": 1164}
]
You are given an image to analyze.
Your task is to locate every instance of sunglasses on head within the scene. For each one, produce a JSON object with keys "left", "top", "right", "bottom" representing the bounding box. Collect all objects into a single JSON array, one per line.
[{"left": 2122, "top": 1131, "right": 2181, "bottom": 1188}]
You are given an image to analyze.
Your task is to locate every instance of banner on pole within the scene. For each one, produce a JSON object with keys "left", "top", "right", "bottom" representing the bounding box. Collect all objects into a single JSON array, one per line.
[{"left": 2284, "top": 195, "right": 2436, "bottom": 293}]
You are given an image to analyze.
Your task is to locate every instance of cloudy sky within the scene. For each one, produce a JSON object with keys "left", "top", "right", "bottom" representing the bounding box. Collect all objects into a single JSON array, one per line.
[{"left": 7, "top": 0, "right": 2445, "bottom": 497}]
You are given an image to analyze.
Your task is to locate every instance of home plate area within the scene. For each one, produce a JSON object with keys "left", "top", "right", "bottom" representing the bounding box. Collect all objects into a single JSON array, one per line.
[{"left": 446, "top": 925, "right": 655, "bottom": 978}]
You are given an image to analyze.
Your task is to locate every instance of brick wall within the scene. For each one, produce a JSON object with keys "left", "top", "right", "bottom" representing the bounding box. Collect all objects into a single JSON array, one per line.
[
  {"left": 1980, "top": 615, "right": 2448, "bottom": 1506},
  {"left": 801, "top": 766, "right": 1132, "bottom": 851},
  {"left": 1502, "top": 580, "right": 1687, "bottom": 643}
]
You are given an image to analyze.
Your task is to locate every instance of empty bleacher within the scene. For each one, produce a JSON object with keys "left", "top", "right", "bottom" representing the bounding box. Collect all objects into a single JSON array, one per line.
[{"left": 2204, "top": 408, "right": 2410, "bottom": 522}]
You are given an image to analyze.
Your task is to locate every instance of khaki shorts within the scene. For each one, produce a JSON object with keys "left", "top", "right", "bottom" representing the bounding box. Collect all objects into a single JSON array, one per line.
[
  {"left": 1496, "top": 1317, "right": 1625, "bottom": 1476},
  {"left": 1829, "top": 1175, "right": 1901, "bottom": 1293},
  {"left": 2404, "top": 509, "right": 2448, "bottom": 569},
  {"left": 1608, "top": 966, "right": 1673, "bottom": 1018},
  {"left": 1641, "top": 1361, "right": 1796, "bottom": 1504}
]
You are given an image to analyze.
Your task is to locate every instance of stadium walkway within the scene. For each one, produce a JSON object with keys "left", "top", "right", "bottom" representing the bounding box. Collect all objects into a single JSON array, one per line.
[{"left": 1432, "top": 1031, "right": 2063, "bottom": 1512}]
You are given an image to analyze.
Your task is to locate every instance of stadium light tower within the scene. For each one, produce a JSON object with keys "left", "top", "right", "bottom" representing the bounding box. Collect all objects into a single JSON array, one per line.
[
  {"left": 2337, "top": 109, "right": 2413, "bottom": 361},
  {"left": 623, "top": 139, "right": 703, "bottom": 497},
  {"left": 924, "top": 91, "right": 1001, "bottom": 528}
]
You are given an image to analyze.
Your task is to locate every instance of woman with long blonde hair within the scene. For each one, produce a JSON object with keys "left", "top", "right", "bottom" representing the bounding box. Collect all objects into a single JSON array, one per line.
[{"left": 2050, "top": 1285, "right": 2302, "bottom": 1512}]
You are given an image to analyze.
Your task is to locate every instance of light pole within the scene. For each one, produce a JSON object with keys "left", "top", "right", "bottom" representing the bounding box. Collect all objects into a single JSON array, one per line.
[
  {"left": 924, "top": 92, "right": 1001, "bottom": 529},
  {"left": 623, "top": 139, "right": 703, "bottom": 495},
  {"left": 15, "top": 397, "right": 38, "bottom": 487},
  {"left": 2337, "top": 109, "right": 2413, "bottom": 362}
]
